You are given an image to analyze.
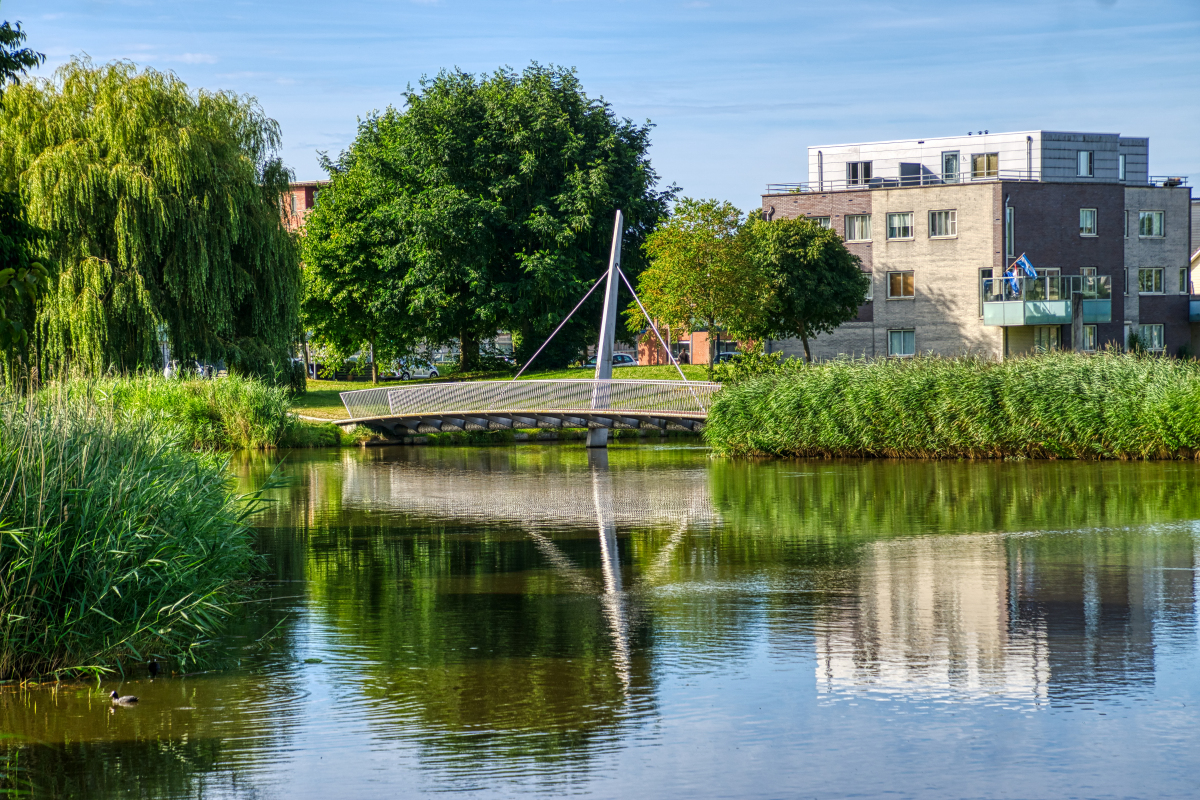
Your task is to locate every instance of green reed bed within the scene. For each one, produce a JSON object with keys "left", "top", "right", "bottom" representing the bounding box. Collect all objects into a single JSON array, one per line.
[
  {"left": 90, "top": 374, "right": 297, "bottom": 449},
  {"left": 0, "top": 391, "right": 262, "bottom": 679},
  {"left": 705, "top": 352, "right": 1200, "bottom": 460}
]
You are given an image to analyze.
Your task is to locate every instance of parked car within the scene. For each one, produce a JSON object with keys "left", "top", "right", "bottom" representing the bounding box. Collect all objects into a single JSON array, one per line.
[
  {"left": 392, "top": 358, "right": 440, "bottom": 380},
  {"left": 582, "top": 353, "right": 637, "bottom": 368},
  {"left": 714, "top": 352, "right": 741, "bottom": 364}
]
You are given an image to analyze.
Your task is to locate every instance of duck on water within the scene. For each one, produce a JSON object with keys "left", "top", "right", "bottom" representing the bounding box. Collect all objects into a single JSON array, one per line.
[{"left": 109, "top": 691, "right": 138, "bottom": 706}]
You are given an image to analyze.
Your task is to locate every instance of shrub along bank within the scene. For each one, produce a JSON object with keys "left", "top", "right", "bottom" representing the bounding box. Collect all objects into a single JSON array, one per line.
[
  {"left": 0, "top": 391, "right": 262, "bottom": 679},
  {"left": 705, "top": 352, "right": 1200, "bottom": 460}
]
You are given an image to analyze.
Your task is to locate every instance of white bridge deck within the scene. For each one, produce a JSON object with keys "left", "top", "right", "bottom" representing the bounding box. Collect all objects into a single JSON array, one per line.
[{"left": 336, "top": 379, "right": 721, "bottom": 435}]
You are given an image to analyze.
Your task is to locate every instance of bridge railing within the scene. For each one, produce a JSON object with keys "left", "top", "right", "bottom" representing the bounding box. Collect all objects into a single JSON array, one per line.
[{"left": 339, "top": 379, "right": 720, "bottom": 420}]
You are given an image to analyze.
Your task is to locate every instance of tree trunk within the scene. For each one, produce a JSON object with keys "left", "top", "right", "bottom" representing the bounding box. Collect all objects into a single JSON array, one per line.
[
  {"left": 800, "top": 330, "right": 811, "bottom": 363},
  {"left": 459, "top": 329, "right": 479, "bottom": 372},
  {"left": 303, "top": 334, "right": 313, "bottom": 380},
  {"left": 369, "top": 340, "right": 377, "bottom": 384}
]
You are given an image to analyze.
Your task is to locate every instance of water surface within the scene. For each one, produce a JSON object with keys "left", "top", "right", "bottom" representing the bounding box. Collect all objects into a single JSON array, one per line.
[{"left": 4, "top": 445, "right": 1200, "bottom": 798}]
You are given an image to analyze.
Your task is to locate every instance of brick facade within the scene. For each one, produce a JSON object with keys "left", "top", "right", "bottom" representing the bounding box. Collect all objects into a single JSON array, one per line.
[
  {"left": 282, "top": 181, "right": 329, "bottom": 232},
  {"left": 760, "top": 180, "right": 1191, "bottom": 359}
]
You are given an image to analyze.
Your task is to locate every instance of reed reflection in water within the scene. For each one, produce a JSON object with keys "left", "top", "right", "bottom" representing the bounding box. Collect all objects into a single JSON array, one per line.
[{"left": 1, "top": 448, "right": 1199, "bottom": 798}]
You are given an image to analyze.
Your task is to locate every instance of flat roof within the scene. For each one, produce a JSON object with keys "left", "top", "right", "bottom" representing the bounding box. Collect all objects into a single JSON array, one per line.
[{"left": 808, "top": 130, "right": 1126, "bottom": 150}]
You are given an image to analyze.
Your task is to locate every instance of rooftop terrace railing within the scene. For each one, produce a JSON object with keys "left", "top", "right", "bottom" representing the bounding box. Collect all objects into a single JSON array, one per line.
[
  {"left": 767, "top": 170, "right": 1040, "bottom": 194},
  {"left": 767, "top": 173, "right": 1188, "bottom": 195}
]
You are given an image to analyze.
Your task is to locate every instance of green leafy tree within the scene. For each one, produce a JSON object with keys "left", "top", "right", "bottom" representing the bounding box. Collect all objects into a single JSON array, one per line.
[
  {"left": 0, "top": 58, "right": 302, "bottom": 381},
  {"left": 0, "top": 15, "right": 42, "bottom": 95},
  {"left": 0, "top": 193, "right": 49, "bottom": 359},
  {"left": 748, "top": 215, "right": 869, "bottom": 362},
  {"left": 629, "top": 198, "right": 768, "bottom": 378},
  {"left": 0, "top": 9, "right": 49, "bottom": 371},
  {"left": 300, "top": 164, "right": 417, "bottom": 384},
  {"left": 305, "top": 64, "right": 672, "bottom": 372}
]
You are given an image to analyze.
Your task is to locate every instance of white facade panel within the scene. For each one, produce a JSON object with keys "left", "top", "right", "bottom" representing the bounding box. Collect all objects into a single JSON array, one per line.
[{"left": 805, "top": 131, "right": 1152, "bottom": 189}]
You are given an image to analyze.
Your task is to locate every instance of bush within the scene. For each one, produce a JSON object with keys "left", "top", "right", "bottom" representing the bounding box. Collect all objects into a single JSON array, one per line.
[
  {"left": 705, "top": 351, "right": 1200, "bottom": 460},
  {"left": 0, "top": 390, "right": 262, "bottom": 679}
]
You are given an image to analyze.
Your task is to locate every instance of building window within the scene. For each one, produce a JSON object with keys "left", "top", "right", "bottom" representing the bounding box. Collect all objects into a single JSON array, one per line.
[
  {"left": 1138, "top": 267, "right": 1164, "bottom": 294},
  {"left": 1077, "top": 150, "right": 1094, "bottom": 177},
  {"left": 1034, "top": 326, "right": 1062, "bottom": 351},
  {"left": 1139, "top": 211, "right": 1165, "bottom": 238},
  {"left": 942, "top": 151, "right": 960, "bottom": 183},
  {"left": 1118, "top": 154, "right": 1126, "bottom": 181},
  {"left": 847, "top": 161, "right": 872, "bottom": 186},
  {"left": 864, "top": 271, "right": 874, "bottom": 301},
  {"left": 845, "top": 214, "right": 871, "bottom": 241},
  {"left": 1079, "top": 208, "right": 1098, "bottom": 236},
  {"left": 888, "top": 329, "right": 915, "bottom": 357},
  {"left": 1181, "top": 267, "right": 1190, "bottom": 295},
  {"left": 978, "top": 268, "right": 993, "bottom": 316},
  {"left": 1083, "top": 324, "right": 1098, "bottom": 351},
  {"left": 1138, "top": 324, "right": 1165, "bottom": 352},
  {"left": 928, "top": 210, "right": 957, "bottom": 238},
  {"left": 887, "top": 271, "right": 915, "bottom": 299},
  {"left": 1124, "top": 211, "right": 1129, "bottom": 238},
  {"left": 289, "top": 193, "right": 297, "bottom": 214},
  {"left": 809, "top": 216, "right": 831, "bottom": 229},
  {"left": 1005, "top": 207, "right": 1014, "bottom": 257},
  {"left": 886, "top": 212, "right": 914, "bottom": 240},
  {"left": 971, "top": 153, "right": 998, "bottom": 178}
]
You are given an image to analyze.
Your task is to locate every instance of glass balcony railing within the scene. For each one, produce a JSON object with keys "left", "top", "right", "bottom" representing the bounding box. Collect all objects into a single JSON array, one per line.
[{"left": 982, "top": 275, "right": 1113, "bottom": 326}]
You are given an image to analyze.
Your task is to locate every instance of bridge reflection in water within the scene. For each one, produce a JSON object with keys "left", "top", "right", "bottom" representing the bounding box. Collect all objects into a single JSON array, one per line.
[{"left": 338, "top": 448, "right": 720, "bottom": 693}]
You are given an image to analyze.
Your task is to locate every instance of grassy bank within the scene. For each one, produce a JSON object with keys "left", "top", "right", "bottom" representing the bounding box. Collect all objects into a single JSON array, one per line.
[
  {"left": 705, "top": 352, "right": 1200, "bottom": 460},
  {"left": 0, "top": 390, "right": 262, "bottom": 679}
]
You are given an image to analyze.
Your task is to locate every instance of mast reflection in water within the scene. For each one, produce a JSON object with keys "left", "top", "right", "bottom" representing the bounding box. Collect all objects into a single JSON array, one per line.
[{"left": 2, "top": 449, "right": 1199, "bottom": 799}]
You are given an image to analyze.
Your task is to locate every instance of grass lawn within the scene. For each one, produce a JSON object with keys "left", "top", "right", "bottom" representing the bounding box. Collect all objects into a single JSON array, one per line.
[{"left": 295, "top": 364, "right": 711, "bottom": 419}]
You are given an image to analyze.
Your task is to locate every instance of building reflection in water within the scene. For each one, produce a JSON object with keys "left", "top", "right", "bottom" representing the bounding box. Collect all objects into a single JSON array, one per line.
[
  {"left": 816, "top": 535, "right": 1051, "bottom": 700},
  {"left": 815, "top": 528, "right": 1198, "bottom": 702}
]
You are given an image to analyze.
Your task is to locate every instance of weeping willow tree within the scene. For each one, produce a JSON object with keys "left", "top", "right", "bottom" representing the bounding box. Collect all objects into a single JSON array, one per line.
[{"left": 0, "top": 58, "right": 302, "bottom": 381}]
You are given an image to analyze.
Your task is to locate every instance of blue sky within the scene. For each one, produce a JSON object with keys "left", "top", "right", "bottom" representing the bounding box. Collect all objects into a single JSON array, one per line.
[{"left": 9, "top": 0, "right": 1200, "bottom": 210}]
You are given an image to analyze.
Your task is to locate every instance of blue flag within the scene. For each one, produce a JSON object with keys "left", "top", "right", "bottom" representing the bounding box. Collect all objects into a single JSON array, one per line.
[{"left": 1014, "top": 253, "right": 1037, "bottom": 278}]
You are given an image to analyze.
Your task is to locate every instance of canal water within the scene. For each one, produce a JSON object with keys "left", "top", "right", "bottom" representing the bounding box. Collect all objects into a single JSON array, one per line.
[{"left": 4, "top": 445, "right": 1200, "bottom": 798}]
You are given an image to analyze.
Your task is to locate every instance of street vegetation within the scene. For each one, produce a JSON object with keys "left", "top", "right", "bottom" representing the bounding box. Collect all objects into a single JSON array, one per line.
[
  {"left": 629, "top": 199, "right": 869, "bottom": 376},
  {"left": 0, "top": 56, "right": 302, "bottom": 387},
  {"left": 706, "top": 351, "right": 1200, "bottom": 460},
  {"left": 300, "top": 64, "right": 673, "bottom": 380}
]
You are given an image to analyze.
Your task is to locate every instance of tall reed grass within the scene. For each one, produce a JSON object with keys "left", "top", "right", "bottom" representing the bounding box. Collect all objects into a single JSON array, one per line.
[
  {"left": 87, "top": 374, "right": 297, "bottom": 449},
  {"left": 705, "top": 352, "right": 1200, "bottom": 460},
  {"left": 0, "top": 388, "right": 262, "bottom": 679}
]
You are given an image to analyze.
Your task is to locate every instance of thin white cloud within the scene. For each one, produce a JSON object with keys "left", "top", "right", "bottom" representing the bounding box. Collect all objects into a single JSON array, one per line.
[{"left": 176, "top": 53, "right": 218, "bottom": 64}]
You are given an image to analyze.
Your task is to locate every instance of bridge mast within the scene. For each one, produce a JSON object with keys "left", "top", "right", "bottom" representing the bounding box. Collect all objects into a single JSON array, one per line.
[{"left": 587, "top": 210, "right": 624, "bottom": 448}]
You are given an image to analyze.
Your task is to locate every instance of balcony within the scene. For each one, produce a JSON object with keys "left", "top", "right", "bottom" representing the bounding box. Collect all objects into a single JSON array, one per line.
[
  {"left": 1189, "top": 298, "right": 1200, "bottom": 323},
  {"left": 982, "top": 275, "right": 1113, "bottom": 327}
]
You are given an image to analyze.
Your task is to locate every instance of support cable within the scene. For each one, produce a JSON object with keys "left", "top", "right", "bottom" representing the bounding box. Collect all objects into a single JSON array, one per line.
[
  {"left": 511, "top": 274, "right": 607, "bottom": 381},
  {"left": 617, "top": 268, "right": 706, "bottom": 413}
]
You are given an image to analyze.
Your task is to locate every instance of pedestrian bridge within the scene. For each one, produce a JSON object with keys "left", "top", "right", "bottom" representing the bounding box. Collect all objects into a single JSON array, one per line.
[{"left": 336, "top": 378, "right": 720, "bottom": 437}]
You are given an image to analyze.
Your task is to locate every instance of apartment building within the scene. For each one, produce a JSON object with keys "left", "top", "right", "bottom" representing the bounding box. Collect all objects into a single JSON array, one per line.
[{"left": 761, "top": 131, "right": 1193, "bottom": 359}]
